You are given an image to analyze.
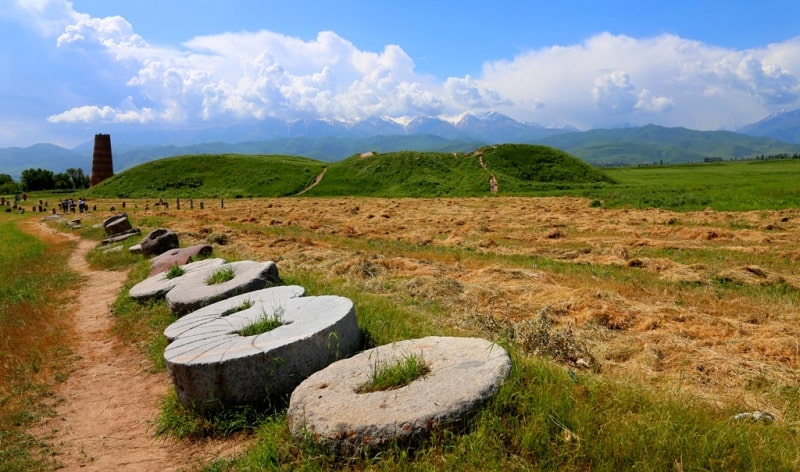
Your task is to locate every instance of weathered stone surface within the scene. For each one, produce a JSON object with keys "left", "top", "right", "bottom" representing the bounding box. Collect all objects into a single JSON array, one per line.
[
  {"left": 140, "top": 228, "right": 180, "bottom": 257},
  {"left": 148, "top": 244, "right": 213, "bottom": 276},
  {"left": 287, "top": 336, "right": 510, "bottom": 455},
  {"left": 164, "top": 285, "right": 306, "bottom": 342},
  {"left": 101, "top": 229, "right": 141, "bottom": 245},
  {"left": 103, "top": 213, "right": 132, "bottom": 237},
  {"left": 165, "top": 260, "right": 280, "bottom": 315},
  {"left": 128, "top": 258, "right": 226, "bottom": 302},
  {"left": 165, "top": 294, "right": 360, "bottom": 412},
  {"left": 129, "top": 243, "right": 142, "bottom": 254}
]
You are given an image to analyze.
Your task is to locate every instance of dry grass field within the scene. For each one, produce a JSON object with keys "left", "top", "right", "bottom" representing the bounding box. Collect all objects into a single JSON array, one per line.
[{"left": 104, "top": 195, "right": 800, "bottom": 420}]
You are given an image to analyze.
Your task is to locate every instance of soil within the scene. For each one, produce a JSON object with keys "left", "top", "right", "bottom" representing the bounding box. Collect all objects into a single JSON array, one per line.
[{"left": 27, "top": 221, "right": 247, "bottom": 471}]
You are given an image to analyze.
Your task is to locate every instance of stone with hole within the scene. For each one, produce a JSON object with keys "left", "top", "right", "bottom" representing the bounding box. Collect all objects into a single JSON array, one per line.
[
  {"left": 164, "top": 285, "right": 306, "bottom": 342},
  {"left": 287, "top": 336, "right": 510, "bottom": 455},
  {"left": 164, "top": 294, "right": 360, "bottom": 412},
  {"left": 165, "top": 260, "right": 280, "bottom": 315},
  {"left": 129, "top": 258, "right": 226, "bottom": 302}
]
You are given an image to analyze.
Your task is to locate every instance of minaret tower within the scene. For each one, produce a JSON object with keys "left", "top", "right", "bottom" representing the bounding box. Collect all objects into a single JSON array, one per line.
[{"left": 90, "top": 133, "right": 114, "bottom": 187}]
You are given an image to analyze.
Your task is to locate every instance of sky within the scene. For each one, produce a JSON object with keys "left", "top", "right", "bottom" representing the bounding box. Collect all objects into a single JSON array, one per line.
[{"left": 1, "top": 0, "right": 800, "bottom": 148}]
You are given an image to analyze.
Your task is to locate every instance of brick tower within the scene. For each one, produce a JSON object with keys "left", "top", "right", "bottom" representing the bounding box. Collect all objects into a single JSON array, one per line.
[{"left": 90, "top": 133, "right": 114, "bottom": 187}]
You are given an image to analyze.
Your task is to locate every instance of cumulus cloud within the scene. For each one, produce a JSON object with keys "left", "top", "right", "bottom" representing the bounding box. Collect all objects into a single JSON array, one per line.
[
  {"left": 12, "top": 0, "right": 800, "bottom": 131},
  {"left": 480, "top": 33, "right": 800, "bottom": 128}
]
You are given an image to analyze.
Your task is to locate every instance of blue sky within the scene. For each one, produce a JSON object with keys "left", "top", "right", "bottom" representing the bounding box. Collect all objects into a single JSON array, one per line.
[{"left": 1, "top": 0, "right": 800, "bottom": 148}]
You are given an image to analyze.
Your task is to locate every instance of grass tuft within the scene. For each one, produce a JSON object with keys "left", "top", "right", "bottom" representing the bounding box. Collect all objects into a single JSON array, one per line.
[
  {"left": 238, "top": 309, "right": 284, "bottom": 337},
  {"left": 165, "top": 264, "right": 185, "bottom": 279},
  {"left": 358, "top": 353, "right": 431, "bottom": 393},
  {"left": 205, "top": 266, "right": 235, "bottom": 285}
]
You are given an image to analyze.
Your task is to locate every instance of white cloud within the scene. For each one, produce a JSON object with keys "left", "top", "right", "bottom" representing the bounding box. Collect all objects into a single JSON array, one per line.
[{"left": 11, "top": 0, "right": 800, "bottom": 132}]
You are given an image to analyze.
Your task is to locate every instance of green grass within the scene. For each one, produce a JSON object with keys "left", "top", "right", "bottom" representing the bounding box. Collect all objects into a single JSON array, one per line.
[
  {"left": 206, "top": 266, "right": 235, "bottom": 285},
  {"left": 357, "top": 353, "right": 431, "bottom": 393},
  {"left": 593, "top": 159, "right": 800, "bottom": 210},
  {"left": 238, "top": 310, "right": 284, "bottom": 337},
  {"left": 0, "top": 213, "right": 80, "bottom": 470},
  {"left": 165, "top": 264, "right": 185, "bottom": 279}
]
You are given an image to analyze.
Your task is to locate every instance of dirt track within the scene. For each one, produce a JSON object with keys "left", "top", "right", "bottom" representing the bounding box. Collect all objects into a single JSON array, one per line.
[{"left": 28, "top": 222, "right": 246, "bottom": 471}]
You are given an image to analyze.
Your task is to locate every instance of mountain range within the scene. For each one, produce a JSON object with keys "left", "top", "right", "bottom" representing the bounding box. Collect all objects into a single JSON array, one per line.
[{"left": 2, "top": 111, "right": 800, "bottom": 180}]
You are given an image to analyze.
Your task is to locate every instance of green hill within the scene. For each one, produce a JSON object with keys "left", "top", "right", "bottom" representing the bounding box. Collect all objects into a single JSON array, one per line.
[
  {"left": 89, "top": 154, "right": 326, "bottom": 198},
  {"left": 86, "top": 144, "right": 614, "bottom": 199}
]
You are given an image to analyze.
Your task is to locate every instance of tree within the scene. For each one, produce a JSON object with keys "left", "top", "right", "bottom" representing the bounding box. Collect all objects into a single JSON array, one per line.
[
  {"left": 0, "top": 173, "right": 20, "bottom": 194},
  {"left": 65, "top": 168, "right": 90, "bottom": 189},
  {"left": 53, "top": 173, "right": 73, "bottom": 190},
  {"left": 20, "top": 168, "right": 55, "bottom": 192}
]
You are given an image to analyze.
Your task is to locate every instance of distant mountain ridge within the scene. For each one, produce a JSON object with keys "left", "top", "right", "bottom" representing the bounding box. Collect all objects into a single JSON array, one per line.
[
  {"left": 2, "top": 110, "right": 800, "bottom": 180},
  {"left": 737, "top": 109, "right": 800, "bottom": 144}
]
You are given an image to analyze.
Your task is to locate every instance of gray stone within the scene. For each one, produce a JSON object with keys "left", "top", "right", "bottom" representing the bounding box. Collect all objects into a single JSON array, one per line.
[
  {"left": 164, "top": 285, "right": 306, "bottom": 342},
  {"left": 287, "top": 336, "right": 510, "bottom": 456},
  {"left": 140, "top": 228, "right": 180, "bottom": 257},
  {"left": 165, "top": 294, "right": 360, "bottom": 413},
  {"left": 165, "top": 260, "right": 280, "bottom": 315},
  {"left": 101, "top": 229, "right": 141, "bottom": 245},
  {"left": 128, "top": 258, "right": 226, "bottom": 302},
  {"left": 103, "top": 213, "right": 133, "bottom": 237},
  {"left": 129, "top": 243, "right": 143, "bottom": 254},
  {"left": 149, "top": 244, "right": 213, "bottom": 276}
]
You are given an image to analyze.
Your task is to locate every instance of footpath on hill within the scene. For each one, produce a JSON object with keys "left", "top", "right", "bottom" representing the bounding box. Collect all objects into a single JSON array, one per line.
[{"left": 27, "top": 221, "right": 248, "bottom": 471}]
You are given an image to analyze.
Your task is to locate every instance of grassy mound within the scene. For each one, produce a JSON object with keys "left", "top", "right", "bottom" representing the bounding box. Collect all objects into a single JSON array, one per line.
[
  {"left": 87, "top": 154, "right": 326, "bottom": 198},
  {"left": 86, "top": 144, "right": 614, "bottom": 199}
]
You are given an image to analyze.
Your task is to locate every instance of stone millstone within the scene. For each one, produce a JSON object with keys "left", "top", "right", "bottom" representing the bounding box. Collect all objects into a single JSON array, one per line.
[
  {"left": 287, "top": 336, "right": 510, "bottom": 456},
  {"left": 139, "top": 228, "right": 179, "bottom": 257},
  {"left": 163, "top": 285, "right": 306, "bottom": 342},
  {"left": 128, "top": 258, "right": 226, "bottom": 302},
  {"left": 164, "top": 295, "right": 361, "bottom": 413},
  {"left": 165, "top": 260, "right": 279, "bottom": 315},
  {"left": 149, "top": 244, "right": 213, "bottom": 276}
]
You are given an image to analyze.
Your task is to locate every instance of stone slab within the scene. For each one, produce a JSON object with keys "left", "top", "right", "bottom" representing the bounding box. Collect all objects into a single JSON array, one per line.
[
  {"left": 165, "top": 294, "right": 361, "bottom": 412},
  {"left": 287, "top": 336, "right": 510, "bottom": 455},
  {"left": 149, "top": 244, "right": 213, "bottom": 276},
  {"left": 101, "top": 229, "right": 141, "bottom": 245},
  {"left": 165, "top": 260, "right": 280, "bottom": 315},
  {"left": 128, "top": 258, "right": 226, "bottom": 302}
]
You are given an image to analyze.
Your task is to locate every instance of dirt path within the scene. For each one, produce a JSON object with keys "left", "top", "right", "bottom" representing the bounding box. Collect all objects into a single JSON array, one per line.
[
  {"left": 29, "top": 221, "right": 247, "bottom": 471},
  {"left": 293, "top": 166, "right": 327, "bottom": 196}
]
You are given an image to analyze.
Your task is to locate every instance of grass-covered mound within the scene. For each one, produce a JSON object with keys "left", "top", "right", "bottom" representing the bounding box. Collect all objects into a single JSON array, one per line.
[
  {"left": 87, "top": 154, "right": 326, "bottom": 198},
  {"left": 479, "top": 143, "right": 616, "bottom": 192},
  {"left": 304, "top": 150, "right": 490, "bottom": 197},
  {"left": 305, "top": 144, "right": 615, "bottom": 197},
  {"left": 85, "top": 144, "right": 614, "bottom": 199}
]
